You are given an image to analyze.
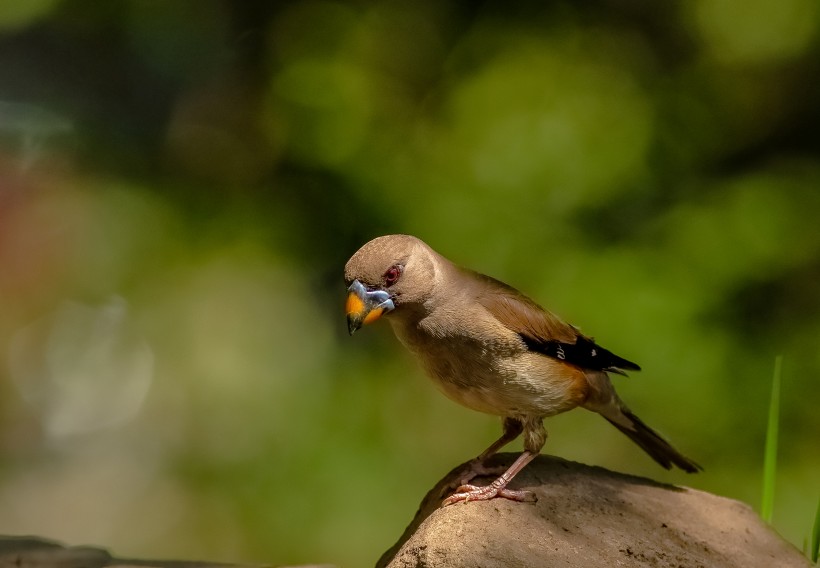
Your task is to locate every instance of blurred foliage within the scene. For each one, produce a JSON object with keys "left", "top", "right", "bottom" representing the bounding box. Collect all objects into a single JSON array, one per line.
[{"left": 0, "top": 1, "right": 818, "bottom": 566}]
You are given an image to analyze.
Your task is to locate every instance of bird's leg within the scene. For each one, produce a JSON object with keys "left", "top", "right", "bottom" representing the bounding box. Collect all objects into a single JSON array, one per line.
[
  {"left": 443, "top": 417, "right": 544, "bottom": 506},
  {"left": 454, "top": 417, "right": 523, "bottom": 487},
  {"left": 443, "top": 451, "right": 537, "bottom": 506}
]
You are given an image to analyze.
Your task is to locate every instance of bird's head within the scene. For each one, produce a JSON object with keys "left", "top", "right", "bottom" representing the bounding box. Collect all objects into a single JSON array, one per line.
[{"left": 343, "top": 234, "right": 437, "bottom": 335}]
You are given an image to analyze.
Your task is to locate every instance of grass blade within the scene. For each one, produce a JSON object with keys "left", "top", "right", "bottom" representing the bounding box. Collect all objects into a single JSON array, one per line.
[
  {"left": 760, "top": 355, "right": 782, "bottom": 524},
  {"left": 812, "top": 496, "right": 819, "bottom": 563}
]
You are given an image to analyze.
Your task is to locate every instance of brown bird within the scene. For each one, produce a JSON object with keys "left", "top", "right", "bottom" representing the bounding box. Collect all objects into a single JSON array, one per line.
[{"left": 344, "top": 234, "right": 700, "bottom": 506}]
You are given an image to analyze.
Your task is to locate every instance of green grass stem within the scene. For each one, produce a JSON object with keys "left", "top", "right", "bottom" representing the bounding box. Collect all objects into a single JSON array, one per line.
[
  {"left": 811, "top": 496, "right": 819, "bottom": 563},
  {"left": 760, "top": 355, "right": 782, "bottom": 524}
]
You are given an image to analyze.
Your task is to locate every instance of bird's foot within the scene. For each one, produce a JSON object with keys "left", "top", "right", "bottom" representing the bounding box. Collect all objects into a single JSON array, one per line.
[
  {"left": 452, "top": 460, "right": 509, "bottom": 489},
  {"left": 442, "top": 482, "right": 536, "bottom": 506},
  {"left": 439, "top": 460, "right": 508, "bottom": 499}
]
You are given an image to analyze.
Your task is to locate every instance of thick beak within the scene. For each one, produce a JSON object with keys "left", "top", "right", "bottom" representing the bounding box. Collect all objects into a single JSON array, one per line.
[{"left": 346, "top": 279, "right": 395, "bottom": 335}]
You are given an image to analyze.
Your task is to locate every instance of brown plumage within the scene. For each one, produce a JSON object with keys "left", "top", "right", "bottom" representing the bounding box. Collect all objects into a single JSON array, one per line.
[{"left": 344, "top": 234, "right": 700, "bottom": 506}]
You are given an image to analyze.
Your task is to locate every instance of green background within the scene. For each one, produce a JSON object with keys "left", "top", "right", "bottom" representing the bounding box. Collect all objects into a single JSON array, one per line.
[{"left": 0, "top": 1, "right": 818, "bottom": 566}]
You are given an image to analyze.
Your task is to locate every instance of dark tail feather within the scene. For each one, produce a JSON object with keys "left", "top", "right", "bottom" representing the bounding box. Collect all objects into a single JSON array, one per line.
[{"left": 606, "top": 409, "right": 702, "bottom": 473}]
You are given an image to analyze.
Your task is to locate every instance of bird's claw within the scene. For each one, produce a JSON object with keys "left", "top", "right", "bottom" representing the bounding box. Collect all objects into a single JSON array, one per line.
[
  {"left": 442, "top": 483, "right": 537, "bottom": 506},
  {"left": 445, "top": 461, "right": 509, "bottom": 493}
]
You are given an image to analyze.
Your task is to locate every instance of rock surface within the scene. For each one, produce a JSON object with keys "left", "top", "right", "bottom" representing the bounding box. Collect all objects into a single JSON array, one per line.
[{"left": 378, "top": 454, "right": 810, "bottom": 568}]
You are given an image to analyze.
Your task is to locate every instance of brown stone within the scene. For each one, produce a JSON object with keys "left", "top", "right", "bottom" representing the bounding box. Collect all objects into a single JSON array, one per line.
[{"left": 378, "top": 454, "right": 810, "bottom": 568}]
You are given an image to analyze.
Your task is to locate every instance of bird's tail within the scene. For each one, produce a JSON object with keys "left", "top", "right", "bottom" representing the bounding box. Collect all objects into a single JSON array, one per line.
[{"left": 604, "top": 408, "right": 702, "bottom": 473}]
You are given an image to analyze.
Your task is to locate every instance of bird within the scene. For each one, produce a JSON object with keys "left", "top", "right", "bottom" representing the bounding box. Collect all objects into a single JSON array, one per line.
[{"left": 344, "top": 234, "right": 701, "bottom": 506}]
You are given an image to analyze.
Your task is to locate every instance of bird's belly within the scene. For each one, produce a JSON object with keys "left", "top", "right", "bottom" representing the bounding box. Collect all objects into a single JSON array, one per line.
[
  {"left": 422, "top": 352, "right": 585, "bottom": 418},
  {"left": 433, "top": 377, "right": 510, "bottom": 416},
  {"left": 390, "top": 318, "right": 587, "bottom": 418}
]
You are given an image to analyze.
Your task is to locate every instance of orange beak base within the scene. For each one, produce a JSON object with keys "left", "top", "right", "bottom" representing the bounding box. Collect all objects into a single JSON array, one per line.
[{"left": 346, "top": 279, "right": 394, "bottom": 335}]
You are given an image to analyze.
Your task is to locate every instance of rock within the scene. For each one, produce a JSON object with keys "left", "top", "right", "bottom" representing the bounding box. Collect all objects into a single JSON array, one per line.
[
  {"left": 0, "top": 536, "right": 333, "bottom": 568},
  {"left": 378, "top": 454, "right": 810, "bottom": 568}
]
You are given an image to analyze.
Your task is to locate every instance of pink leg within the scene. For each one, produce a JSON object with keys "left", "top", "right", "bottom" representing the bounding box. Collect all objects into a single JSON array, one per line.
[
  {"left": 442, "top": 450, "right": 537, "bottom": 506},
  {"left": 453, "top": 418, "right": 523, "bottom": 487}
]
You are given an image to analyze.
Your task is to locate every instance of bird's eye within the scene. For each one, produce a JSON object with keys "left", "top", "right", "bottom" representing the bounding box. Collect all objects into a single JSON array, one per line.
[{"left": 384, "top": 265, "right": 402, "bottom": 286}]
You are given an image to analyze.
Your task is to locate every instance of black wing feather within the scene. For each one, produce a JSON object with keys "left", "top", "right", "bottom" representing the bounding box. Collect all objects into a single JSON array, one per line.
[{"left": 520, "top": 334, "right": 641, "bottom": 374}]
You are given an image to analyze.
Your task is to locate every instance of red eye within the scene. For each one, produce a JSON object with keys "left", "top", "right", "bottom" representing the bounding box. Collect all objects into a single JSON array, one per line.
[{"left": 384, "top": 265, "right": 402, "bottom": 286}]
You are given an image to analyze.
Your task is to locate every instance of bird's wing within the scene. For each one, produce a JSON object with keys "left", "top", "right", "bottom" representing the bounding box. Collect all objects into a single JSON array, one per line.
[{"left": 469, "top": 270, "right": 640, "bottom": 374}]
